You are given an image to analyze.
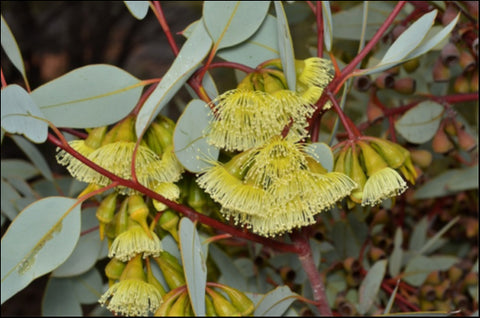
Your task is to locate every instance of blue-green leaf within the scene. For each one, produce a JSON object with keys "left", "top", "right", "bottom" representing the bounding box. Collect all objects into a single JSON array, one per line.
[
  {"left": 357, "top": 259, "right": 387, "bottom": 314},
  {"left": 218, "top": 14, "right": 280, "bottom": 68},
  {"left": 179, "top": 218, "right": 207, "bottom": 316},
  {"left": 274, "top": 1, "right": 296, "bottom": 90},
  {"left": 124, "top": 1, "right": 149, "bottom": 20},
  {"left": 389, "top": 228, "right": 404, "bottom": 277},
  {"left": 203, "top": 1, "right": 270, "bottom": 50},
  {"left": 11, "top": 135, "right": 53, "bottom": 181},
  {"left": 1, "top": 179, "right": 21, "bottom": 221},
  {"left": 403, "top": 255, "right": 457, "bottom": 286},
  {"left": 1, "top": 84, "right": 48, "bottom": 143},
  {"left": 1, "top": 197, "right": 81, "bottom": 304},
  {"left": 136, "top": 22, "right": 212, "bottom": 137},
  {"left": 52, "top": 207, "right": 102, "bottom": 277},
  {"left": 209, "top": 244, "right": 247, "bottom": 291},
  {"left": 254, "top": 285, "right": 298, "bottom": 316},
  {"left": 1, "top": 159, "right": 40, "bottom": 180},
  {"left": 305, "top": 142, "right": 334, "bottom": 172},
  {"left": 173, "top": 99, "right": 219, "bottom": 173},
  {"left": 322, "top": 1, "right": 333, "bottom": 52},
  {"left": 72, "top": 267, "right": 103, "bottom": 304},
  {"left": 395, "top": 101, "right": 444, "bottom": 144},
  {"left": 31, "top": 64, "right": 144, "bottom": 128},
  {"left": 42, "top": 276, "right": 82, "bottom": 316},
  {"left": 414, "top": 165, "right": 479, "bottom": 199},
  {"left": 1, "top": 15, "right": 27, "bottom": 85}
]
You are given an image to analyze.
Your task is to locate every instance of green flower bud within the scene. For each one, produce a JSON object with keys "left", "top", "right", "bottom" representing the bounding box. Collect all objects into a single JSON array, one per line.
[
  {"left": 207, "top": 288, "right": 241, "bottom": 316},
  {"left": 128, "top": 195, "right": 151, "bottom": 238},
  {"left": 105, "top": 258, "right": 126, "bottom": 285},
  {"left": 158, "top": 210, "right": 180, "bottom": 242},
  {"left": 214, "top": 284, "right": 254, "bottom": 316},
  {"left": 96, "top": 192, "right": 117, "bottom": 240}
]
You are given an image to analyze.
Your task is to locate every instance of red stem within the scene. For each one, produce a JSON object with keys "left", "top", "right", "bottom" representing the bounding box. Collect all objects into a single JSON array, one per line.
[
  {"left": 48, "top": 132, "right": 299, "bottom": 254},
  {"left": 327, "top": 91, "right": 361, "bottom": 140},
  {"left": 291, "top": 230, "right": 332, "bottom": 316},
  {"left": 316, "top": 1, "right": 324, "bottom": 58},
  {"left": 151, "top": 1, "right": 179, "bottom": 55}
]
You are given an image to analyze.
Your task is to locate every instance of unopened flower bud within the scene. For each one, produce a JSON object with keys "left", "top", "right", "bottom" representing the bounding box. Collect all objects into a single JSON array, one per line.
[
  {"left": 448, "top": 265, "right": 464, "bottom": 284},
  {"left": 105, "top": 258, "right": 126, "bottom": 284},
  {"left": 205, "top": 294, "right": 217, "bottom": 316},
  {"left": 158, "top": 210, "right": 180, "bottom": 242},
  {"left": 455, "top": 123, "right": 477, "bottom": 152},
  {"left": 155, "top": 288, "right": 185, "bottom": 316},
  {"left": 442, "top": 4, "right": 459, "bottom": 26},
  {"left": 85, "top": 126, "right": 108, "bottom": 149},
  {"left": 128, "top": 195, "right": 151, "bottom": 238},
  {"left": 410, "top": 149, "right": 433, "bottom": 169},
  {"left": 371, "top": 209, "right": 389, "bottom": 226},
  {"left": 154, "top": 252, "right": 185, "bottom": 289},
  {"left": 96, "top": 192, "right": 117, "bottom": 240},
  {"left": 393, "top": 77, "right": 416, "bottom": 94},
  {"left": 434, "top": 280, "right": 452, "bottom": 300},
  {"left": 207, "top": 288, "right": 241, "bottom": 316},
  {"left": 168, "top": 291, "right": 189, "bottom": 316},
  {"left": 433, "top": 57, "right": 451, "bottom": 82},
  {"left": 214, "top": 284, "right": 254, "bottom": 316},
  {"left": 402, "top": 58, "right": 420, "bottom": 73},
  {"left": 335, "top": 297, "right": 357, "bottom": 316},
  {"left": 420, "top": 299, "right": 436, "bottom": 311},
  {"left": 146, "top": 260, "right": 167, "bottom": 297},
  {"left": 343, "top": 257, "right": 361, "bottom": 273},
  {"left": 425, "top": 270, "right": 442, "bottom": 286},
  {"left": 454, "top": 74, "right": 471, "bottom": 93},
  {"left": 432, "top": 126, "right": 455, "bottom": 154}
]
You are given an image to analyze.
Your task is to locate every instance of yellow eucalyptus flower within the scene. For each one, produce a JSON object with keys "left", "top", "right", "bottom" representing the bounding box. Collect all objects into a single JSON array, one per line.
[
  {"left": 99, "top": 255, "right": 162, "bottom": 316},
  {"left": 362, "top": 167, "right": 407, "bottom": 206},
  {"left": 109, "top": 222, "right": 162, "bottom": 262}
]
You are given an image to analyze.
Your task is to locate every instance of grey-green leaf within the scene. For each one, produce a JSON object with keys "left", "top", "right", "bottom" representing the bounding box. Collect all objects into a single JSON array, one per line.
[
  {"left": 124, "top": 1, "right": 150, "bottom": 20},
  {"left": 402, "top": 255, "right": 457, "bottom": 286},
  {"left": 31, "top": 64, "right": 144, "bottom": 128},
  {"left": 11, "top": 135, "right": 53, "bottom": 181},
  {"left": 136, "top": 22, "right": 212, "bottom": 137},
  {"left": 1, "top": 197, "right": 81, "bottom": 304},
  {"left": 173, "top": 99, "right": 219, "bottom": 173},
  {"left": 42, "top": 277, "right": 82, "bottom": 316},
  {"left": 357, "top": 259, "right": 387, "bottom": 314},
  {"left": 203, "top": 1, "right": 270, "bottom": 50},
  {"left": 1, "top": 84, "right": 48, "bottom": 143},
  {"left": 395, "top": 101, "right": 444, "bottom": 144},
  {"left": 274, "top": 1, "right": 296, "bottom": 90},
  {"left": 414, "top": 165, "right": 479, "bottom": 199},
  {"left": 322, "top": 1, "right": 333, "bottom": 52},
  {"left": 218, "top": 14, "right": 280, "bottom": 68},
  {"left": 389, "top": 227, "right": 404, "bottom": 277},
  {"left": 304, "top": 142, "right": 334, "bottom": 172},
  {"left": 254, "top": 285, "right": 298, "bottom": 316},
  {"left": 1, "top": 15, "right": 27, "bottom": 84},
  {"left": 179, "top": 217, "right": 206, "bottom": 316},
  {"left": 71, "top": 267, "right": 103, "bottom": 304}
]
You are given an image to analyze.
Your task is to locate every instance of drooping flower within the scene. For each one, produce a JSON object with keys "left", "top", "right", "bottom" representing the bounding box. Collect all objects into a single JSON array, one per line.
[
  {"left": 99, "top": 254, "right": 162, "bottom": 316},
  {"left": 109, "top": 222, "right": 162, "bottom": 262},
  {"left": 333, "top": 137, "right": 415, "bottom": 207},
  {"left": 197, "top": 137, "right": 356, "bottom": 237}
]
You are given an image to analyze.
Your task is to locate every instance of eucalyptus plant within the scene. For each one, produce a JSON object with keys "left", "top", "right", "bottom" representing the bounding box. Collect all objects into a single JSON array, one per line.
[{"left": 1, "top": 1, "right": 478, "bottom": 316}]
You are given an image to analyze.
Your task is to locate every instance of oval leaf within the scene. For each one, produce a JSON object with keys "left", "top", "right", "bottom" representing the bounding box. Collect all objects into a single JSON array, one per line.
[
  {"left": 254, "top": 285, "right": 298, "bottom": 316},
  {"left": 357, "top": 259, "right": 387, "bottom": 314},
  {"left": 1, "top": 84, "right": 48, "bottom": 143},
  {"left": 72, "top": 267, "right": 103, "bottom": 304},
  {"left": 42, "top": 276, "right": 82, "bottom": 316},
  {"left": 52, "top": 207, "right": 102, "bottom": 277},
  {"left": 389, "top": 227, "right": 404, "bottom": 277},
  {"left": 218, "top": 14, "right": 280, "bottom": 68},
  {"left": 304, "top": 142, "right": 334, "bottom": 172},
  {"left": 403, "top": 255, "right": 458, "bottom": 286},
  {"left": 414, "top": 166, "right": 479, "bottom": 199},
  {"left": 11, "top": 135, "right": 53, "bottom": 181},
  {"left": 395, "top": 101, "right": 444, "bottom": 144},
  {"left": 173, "top": 99, "right": 220, "bottom": 173},
  {"left": 379, "top": 10, "right": 437, "bottom": 66},
  {"left": 1, "top": 15, "right": 27, "bottom": 84},
  {"left": 124, "top": 1, "right": 149, "bottom": 20},
  {"left": 274, "top": 1, "right": 296, "bottom": 90},
  {"left": 179, "top": 218, "right": 206, "bottom": 316},
  {"left": 31, "top": 64, "right": 144, "bottom": 128},
  {"left": 136, "top": 22, "right": 212, "bottom": 138},
  {"left": 1, "top": 197, "right": 81, "bottom": 304},
  {"left": 203, "top": 1, "right": 270, "bottom": 50}
]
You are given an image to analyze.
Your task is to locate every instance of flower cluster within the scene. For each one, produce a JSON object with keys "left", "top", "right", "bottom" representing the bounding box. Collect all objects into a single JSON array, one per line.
[
  {"left": 56, "top": 115, "right": 185, "bottom": 316},
  {"left": 197, "top": 57, "right": 359, "bottom": 237},
  {"left": 333, "top": 136, "right": 417, "bottom": 207},
  {"left": 198, "top": 136, "right": 357, "bottom": 237},
  {"left": 205, "top": 57, "right": 334, "bottom": 151}
]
